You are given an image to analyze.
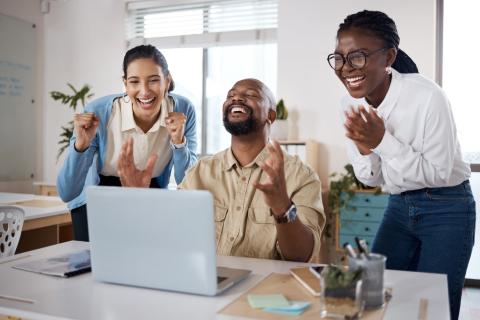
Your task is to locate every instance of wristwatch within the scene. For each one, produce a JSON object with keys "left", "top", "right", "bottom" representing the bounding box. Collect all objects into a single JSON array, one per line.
[{"left": 271, "top": 203, "right": 297, "bottom": 224}]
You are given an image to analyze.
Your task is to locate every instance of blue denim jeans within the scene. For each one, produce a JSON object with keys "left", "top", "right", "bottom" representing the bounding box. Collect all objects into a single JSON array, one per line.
[{"left": 372, "top": 181, "right": 476, "bottom": 320}]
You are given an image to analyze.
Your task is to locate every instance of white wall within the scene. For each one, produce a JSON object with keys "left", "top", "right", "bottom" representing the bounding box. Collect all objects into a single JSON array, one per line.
[
  {"left": 0, "top": 0, "right": 44, "bottom": 193},
  {"left": 43, "top": 0, "right": 125, "bottom": 183},
  {"left": 2, "top": 0, "right": 438, "bottom": 188},
  {"left": 278, "top": 0, "right": 437, "bottom": 187}
]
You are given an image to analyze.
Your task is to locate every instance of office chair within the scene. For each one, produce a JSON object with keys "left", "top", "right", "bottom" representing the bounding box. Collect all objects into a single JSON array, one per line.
[{"left": 0, "top": 206, "right": 25, "bottom": 258}]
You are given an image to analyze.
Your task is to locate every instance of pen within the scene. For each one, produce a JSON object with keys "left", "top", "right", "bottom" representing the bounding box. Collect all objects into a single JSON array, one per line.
[
  {"left": 0, "top": 294, "right": 35, "bottom": 304},
  {"left": 343, "top": 242, "right": 357, "bottom": 259}
]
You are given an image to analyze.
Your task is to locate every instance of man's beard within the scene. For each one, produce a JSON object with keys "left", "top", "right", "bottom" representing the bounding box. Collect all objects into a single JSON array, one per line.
[
  {"left": 223, "top": 107, "right": 259, "bottom": 136},
  {"left": 223, "top": 110, "right": 259, "bottom": 136}
]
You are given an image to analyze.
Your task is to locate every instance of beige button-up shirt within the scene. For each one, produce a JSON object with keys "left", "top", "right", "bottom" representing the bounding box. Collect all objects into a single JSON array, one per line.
[{"left": 179, "top": 146, "right": 325, "bottom": 261}]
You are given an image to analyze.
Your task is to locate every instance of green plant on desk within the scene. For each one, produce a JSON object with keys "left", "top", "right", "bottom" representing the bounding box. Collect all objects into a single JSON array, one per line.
[
  {"left": 323, "top": 265, "right": 363, "bottom": 290},
  {"left": 50, "top": 84, "right": 94, "bottom": 161},
  {"left": 320, "top": 265, "right": 364, "bottom": 319}
]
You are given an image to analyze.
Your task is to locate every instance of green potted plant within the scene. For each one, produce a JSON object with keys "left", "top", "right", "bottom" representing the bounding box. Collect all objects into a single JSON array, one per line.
[
  {"left": 270, "top": 98, "right": 289, "bottom": 140},
  {"left": 50, "top": 84, "right": 94, "bottom": 161}
]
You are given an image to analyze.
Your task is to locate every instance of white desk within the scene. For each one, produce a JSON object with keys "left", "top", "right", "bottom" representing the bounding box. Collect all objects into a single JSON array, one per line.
[
  {"left": 0, "top": 192, "right": 71, "bottom": 251},
  {"left": 0, "top": 241, "right": 449, "bottom": 320}
]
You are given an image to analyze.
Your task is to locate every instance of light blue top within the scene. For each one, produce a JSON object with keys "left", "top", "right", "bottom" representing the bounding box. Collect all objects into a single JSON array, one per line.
[{"left": 56, "top": 93, "right": 198, "bottom": 210}]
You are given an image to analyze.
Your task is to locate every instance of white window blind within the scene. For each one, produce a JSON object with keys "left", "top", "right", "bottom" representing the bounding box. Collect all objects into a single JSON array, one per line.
[{"left": 125, "top": 0, "right": 277, "bottom": 48}]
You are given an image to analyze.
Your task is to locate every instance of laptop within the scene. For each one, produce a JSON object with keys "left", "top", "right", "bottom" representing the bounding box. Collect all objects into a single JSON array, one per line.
[{"left": 86, "top": 186, "right": 250, "bottom": 296}]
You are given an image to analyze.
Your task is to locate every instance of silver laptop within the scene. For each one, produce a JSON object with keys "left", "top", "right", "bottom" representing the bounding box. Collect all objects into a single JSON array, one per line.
[{"left": 86, "top": 186, "right": 250, "bottom": 296}]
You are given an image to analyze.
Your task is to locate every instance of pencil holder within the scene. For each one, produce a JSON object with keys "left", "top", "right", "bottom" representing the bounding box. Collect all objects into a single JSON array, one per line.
[{"left": 348, "top": 253, "right": 386, "bottom": 309}]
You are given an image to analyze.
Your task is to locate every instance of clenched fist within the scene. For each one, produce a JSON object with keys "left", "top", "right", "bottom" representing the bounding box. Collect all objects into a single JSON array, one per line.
[
  {"left": 74, "top": 112, "right": 99, "bottom": 152},
  {"left": 165, "top": 112, "right": 187, "bottom": 145}
]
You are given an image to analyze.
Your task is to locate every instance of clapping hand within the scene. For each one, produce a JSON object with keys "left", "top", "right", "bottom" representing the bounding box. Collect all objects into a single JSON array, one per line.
[
  {"left": 254, "top": 140, "right": 292, "bottom": 216},
  {"left": 117, "top": 137, "right": 158, "bottom": 188},
  {"left": 344, "top": 105, "right": 385, "bottom": 154}
]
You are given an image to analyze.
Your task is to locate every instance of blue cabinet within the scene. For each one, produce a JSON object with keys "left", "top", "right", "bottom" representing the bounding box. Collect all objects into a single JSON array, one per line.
[{"left": 338, "top": 192, "right": 389, "bottom": 249}]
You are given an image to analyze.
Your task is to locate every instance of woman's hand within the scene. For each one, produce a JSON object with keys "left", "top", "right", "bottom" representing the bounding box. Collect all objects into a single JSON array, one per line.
[
  {"left": 117, "top": 138, "right": 158, "bottom": 188},
  {"left": 344, "top": 105, "right": 385, "bottom": 151},
  {"left": 73, "top": 112, "right": 99, "bottom": 152},
  {"left": 165, "top": 112, "right": 187, "bottom": 145}
]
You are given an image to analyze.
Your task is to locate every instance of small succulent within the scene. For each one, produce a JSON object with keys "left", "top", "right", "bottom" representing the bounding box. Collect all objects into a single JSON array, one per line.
[{"left": 322, "top": 265, "right": 363, "bottom": 289}]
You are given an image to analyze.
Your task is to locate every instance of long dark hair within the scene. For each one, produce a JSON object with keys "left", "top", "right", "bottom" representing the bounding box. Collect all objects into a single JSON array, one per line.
[
  {"left": 337, "top": 10, "right": 418, "bottom": 74},
  {"left": 122, "top": 44, "right": 175, "bottom": 92}
]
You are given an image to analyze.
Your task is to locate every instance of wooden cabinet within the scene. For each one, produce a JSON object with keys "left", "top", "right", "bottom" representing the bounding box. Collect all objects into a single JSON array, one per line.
[{"left": 336, "top": 191, "right": 389, "bottom": 250}]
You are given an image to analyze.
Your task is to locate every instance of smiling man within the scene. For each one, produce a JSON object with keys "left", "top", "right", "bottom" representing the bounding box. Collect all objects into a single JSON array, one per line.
[{"left": 179, "top": 78, "right": 325, "bottom": 262}]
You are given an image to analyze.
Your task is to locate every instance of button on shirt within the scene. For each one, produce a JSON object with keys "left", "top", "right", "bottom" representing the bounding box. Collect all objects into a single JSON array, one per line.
[
  {"left": 101, "top": 97, "right": 173, "bottom": 177},
  {"left": 342, "top": 69, "right": 470, "bottom": 194},
  {"left": 179, "top": 146, "right": 325, "bottom": 261}
]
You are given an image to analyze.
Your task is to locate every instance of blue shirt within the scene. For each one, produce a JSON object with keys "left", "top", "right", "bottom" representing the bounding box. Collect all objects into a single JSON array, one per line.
[{"left": 57, "top": 93, "right": 198, "bottom": 210}]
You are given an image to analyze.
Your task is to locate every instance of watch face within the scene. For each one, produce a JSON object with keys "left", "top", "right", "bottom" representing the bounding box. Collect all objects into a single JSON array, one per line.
[{"left": 287, "top": 206, "right": 297, "bottom": 222}]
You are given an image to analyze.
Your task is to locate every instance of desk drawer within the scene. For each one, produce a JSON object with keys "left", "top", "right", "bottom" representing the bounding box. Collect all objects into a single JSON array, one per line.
[
  {"left": 340, "top": 207, "right": 385, "bottom": 222},
  {"left": 339, "top": 234, "right": 375, "bottom": 249},
  {"left": 339, "top": 220, "right": 379, "bottom": 237},
  {"left": 342, "top": 192, "right": 389, "bottom": 208}
]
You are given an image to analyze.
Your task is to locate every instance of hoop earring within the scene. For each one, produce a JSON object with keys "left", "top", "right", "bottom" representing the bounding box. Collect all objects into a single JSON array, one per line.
[
  {"left": 123, "top": 95, "right": 131, "bottom": 104},
  {"left": 385, "top": 66, "right": 392, "bottom": 75}
]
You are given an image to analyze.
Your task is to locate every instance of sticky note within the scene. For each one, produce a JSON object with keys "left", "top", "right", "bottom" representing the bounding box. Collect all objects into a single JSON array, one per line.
[
  {"left": 247, "top": 294, "right": 290, "bottom": 309},
  {"left": 263, "top": 301, "right": 311, "bottom": 315}
]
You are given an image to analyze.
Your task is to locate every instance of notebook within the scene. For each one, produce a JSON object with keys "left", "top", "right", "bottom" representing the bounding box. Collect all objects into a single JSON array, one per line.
[
  {"left": 13, "top": 249, "right": 91, "bottom": 277},
  {"left": 86, "top": 186, "right": 251, "bottom": 296}
]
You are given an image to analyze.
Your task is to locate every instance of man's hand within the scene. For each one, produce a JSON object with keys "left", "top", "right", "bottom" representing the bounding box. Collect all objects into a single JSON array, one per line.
[
  {"left": 344, "top": 105, "right": 385, "bottom": 152},
  {"left": 254, "top": 140, "right": 292, "bottom": 216},
  {"left": 166, "top": 112, "right": 187, "bottom": 145},
  {"left": 117, "top": 138, "right": 158, "bottom": 188},
  {"left": 73, "top": 112, "right": 99, "bottom": 152}
]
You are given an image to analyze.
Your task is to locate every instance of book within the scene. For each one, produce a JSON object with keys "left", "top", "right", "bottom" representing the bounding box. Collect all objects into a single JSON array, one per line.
[{"left": 13, "top": 249, "right": 91, "bottom": 278}]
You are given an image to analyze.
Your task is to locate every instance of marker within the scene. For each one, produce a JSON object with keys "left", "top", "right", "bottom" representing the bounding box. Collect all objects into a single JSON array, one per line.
[
  {"left": 355, "top": 237, "right": 370, "bottom": 260},
  {"left": 343, "top": 242, "right": 357, "bottom": 259}
]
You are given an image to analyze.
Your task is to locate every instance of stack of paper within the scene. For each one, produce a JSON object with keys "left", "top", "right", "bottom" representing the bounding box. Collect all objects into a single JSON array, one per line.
[{"left": 247, "top": 294, "right": 311, "bottom": 316}]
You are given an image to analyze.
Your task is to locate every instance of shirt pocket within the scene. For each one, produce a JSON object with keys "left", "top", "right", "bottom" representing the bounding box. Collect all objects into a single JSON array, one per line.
[
  {"left": 245, "top": 207, "right": 277, "bottom": 259},
  {"left": 248, "top": 207, "right": 275, "bottom": 224},
  {"left": 214, "top": 205, "right": 228, "bottom": 244}
]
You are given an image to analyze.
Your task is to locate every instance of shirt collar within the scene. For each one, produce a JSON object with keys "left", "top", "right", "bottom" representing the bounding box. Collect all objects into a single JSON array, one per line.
[
  {"left": 223, "top": 144, "right": 270, "bottom": 171},
  {"left": 120, "top": 95, "right": 173, "bottom": 133},
  {"left": 374, "top": 68, "right": 403, "bottom": 120}
]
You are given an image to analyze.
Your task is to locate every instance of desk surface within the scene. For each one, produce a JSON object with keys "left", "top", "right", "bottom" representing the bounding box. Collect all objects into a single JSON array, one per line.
[
  {"left": 0, "top": 241, "right": 449, "bottom": 320},
  {"left": 0, "top": 192, "right": 68, "bottom": 220}
]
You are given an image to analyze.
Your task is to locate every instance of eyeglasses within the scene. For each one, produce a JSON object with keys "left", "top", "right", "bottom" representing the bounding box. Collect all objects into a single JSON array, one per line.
[{"left": 327, "top": 47, "right": 388, "bottom": 71}]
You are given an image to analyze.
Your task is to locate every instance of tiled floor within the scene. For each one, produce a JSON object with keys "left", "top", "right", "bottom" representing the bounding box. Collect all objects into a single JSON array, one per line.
[{"left": 460, "top": 287, "right": 480, "bottom": 320}]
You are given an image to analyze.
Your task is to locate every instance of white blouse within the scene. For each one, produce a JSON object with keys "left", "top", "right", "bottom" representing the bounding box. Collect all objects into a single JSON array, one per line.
[
  {"left": 342, "top": 69, "right": 470, "bottom": 194},
  {"left": 101, "top": 97, "right": 173, "bottom": 177}
]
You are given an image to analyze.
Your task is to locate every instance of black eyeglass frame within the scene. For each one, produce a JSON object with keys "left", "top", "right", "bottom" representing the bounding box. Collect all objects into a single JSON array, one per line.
[{"left": 327, "top": 47, "right": 389, "bottom": 71}]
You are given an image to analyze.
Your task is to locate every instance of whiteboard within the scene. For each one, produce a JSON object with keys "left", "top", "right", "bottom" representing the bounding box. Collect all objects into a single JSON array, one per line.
[{"left": 0, "top": 13, "right": 36, "bottom": 181}]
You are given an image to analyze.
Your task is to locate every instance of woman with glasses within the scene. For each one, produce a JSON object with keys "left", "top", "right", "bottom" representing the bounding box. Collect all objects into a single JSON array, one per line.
[
  {"left": 57, "top": 45, "right": 198, "bottom": 242},
  {"left": 329, "top": 10, "right": 474, "bottom": 320}
]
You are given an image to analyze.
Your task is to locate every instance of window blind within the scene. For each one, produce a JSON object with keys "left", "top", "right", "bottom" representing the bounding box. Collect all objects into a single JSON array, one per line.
[{"left": 125, "top": 0, "right": 277, "bottom": 48}]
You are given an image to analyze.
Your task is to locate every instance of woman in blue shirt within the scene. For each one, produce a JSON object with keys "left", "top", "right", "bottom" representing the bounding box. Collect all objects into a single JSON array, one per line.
[{"left": 57, "top": 45, "right": 197, "bottom": 241}]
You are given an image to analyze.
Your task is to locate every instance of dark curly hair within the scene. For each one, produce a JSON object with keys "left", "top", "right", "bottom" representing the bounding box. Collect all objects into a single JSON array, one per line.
[
  {"left": 122, "top": 44, "right": 175, "bottom": 92},
  {"left": 338, "top": 10, "right": 418, "bottom": 74}
]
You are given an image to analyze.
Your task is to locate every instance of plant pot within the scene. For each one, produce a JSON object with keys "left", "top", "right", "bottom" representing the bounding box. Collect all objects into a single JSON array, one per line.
[{"left": 270, "top": 119, "right": 289, "bottom": 140}]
